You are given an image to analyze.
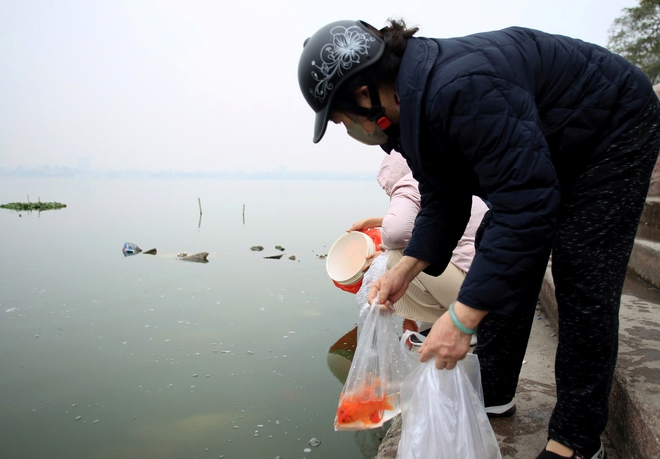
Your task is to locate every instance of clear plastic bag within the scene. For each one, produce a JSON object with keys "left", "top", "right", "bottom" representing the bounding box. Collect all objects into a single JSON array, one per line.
[
  {"left": 355, "top": 251, "right": 388, "bottom": 311},
  {"left": 334, "top": 302, "right": 414, "bottom": 431},
  {"left": 397, "top": 351, "right": 502, "bottom": 459}
]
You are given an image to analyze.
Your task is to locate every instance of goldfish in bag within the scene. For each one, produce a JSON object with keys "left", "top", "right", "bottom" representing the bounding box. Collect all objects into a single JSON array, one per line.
[
  {"left": 334, "top": 379, "right": 399, "bottom": 430},
  {"left": 333, "top": 302, "right": 413, "bottom": 431}
]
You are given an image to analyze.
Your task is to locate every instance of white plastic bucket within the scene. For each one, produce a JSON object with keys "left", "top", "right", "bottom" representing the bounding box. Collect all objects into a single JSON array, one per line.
[{"left": 326, "top": 231, "right": 376, "bottom": 286}]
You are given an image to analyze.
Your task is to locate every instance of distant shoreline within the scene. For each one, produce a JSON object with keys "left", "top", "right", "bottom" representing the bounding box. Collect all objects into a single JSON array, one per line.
[{"left": 0, "top": 167, "right": 373, "bottom": 181}]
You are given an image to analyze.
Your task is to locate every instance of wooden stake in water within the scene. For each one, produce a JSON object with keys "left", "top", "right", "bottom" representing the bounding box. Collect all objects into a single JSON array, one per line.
[{"left": 198, "top": 198, "right": 203, "bottom": 229}]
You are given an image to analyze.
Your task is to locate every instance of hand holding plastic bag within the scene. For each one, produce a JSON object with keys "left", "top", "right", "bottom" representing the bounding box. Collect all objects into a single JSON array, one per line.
[
  {"left": 355, "top": 252, "right": 388, "bottom": 311},
  {"left": 397, "top": 350, "right": 501, "bottom": 459},
  {"left": 334, "top": 301, "right": 414, "bottom": 431}
]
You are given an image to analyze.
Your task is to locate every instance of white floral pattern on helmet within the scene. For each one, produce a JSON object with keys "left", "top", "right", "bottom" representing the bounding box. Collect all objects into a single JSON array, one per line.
[{"left": 309, "top": 25, "right": 376, "bottom": 103}]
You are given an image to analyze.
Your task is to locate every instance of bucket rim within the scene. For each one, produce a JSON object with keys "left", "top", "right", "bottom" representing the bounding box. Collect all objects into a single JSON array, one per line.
[{"left": 325, "top": 231, "right": 375, "bottom": 283}]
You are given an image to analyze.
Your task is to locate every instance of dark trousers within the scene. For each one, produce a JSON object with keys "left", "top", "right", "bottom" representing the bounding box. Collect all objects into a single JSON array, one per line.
[{"left": 476, "top": 98, "right": 660, "bottom": 451}]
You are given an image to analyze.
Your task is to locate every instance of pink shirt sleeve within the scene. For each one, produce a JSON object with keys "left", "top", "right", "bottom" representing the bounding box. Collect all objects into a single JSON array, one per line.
[
  {"left": 381, "top": 173, "right": 421, "bottom": 250},
  {"left": 450, "top": 196, "right": 490, "bottom": 273}
]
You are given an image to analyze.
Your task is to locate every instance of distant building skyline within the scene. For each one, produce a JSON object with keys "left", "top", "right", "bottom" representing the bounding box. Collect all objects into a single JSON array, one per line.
[{"left": 0, "top": 164, "right": 374, "bottom": 181}]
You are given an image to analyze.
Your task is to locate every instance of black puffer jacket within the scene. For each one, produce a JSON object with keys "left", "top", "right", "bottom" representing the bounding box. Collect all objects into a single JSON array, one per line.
[{"left": 396, "top": 27, "right": 657, "bottom": 315}]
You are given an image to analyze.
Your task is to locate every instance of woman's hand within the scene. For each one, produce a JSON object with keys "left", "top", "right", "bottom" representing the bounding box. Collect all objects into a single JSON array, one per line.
[
  {"left": 361, "top": 248, "right": 385, "bottom": 272},
  {"left": 368, "top": 256, "right": 429, "bottom": 307},
  {"left": 347, "top": 217, "right": 383, "bottom": 232},
  {"left": 418, "top": 301, "right": 488, "bottom": 370}
]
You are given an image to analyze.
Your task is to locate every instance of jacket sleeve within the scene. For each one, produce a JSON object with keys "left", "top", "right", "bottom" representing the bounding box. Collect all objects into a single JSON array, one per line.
[
  {"left": 430, "top": 75, "right": 560, "bottom": 314},
  {"left": 403, "top": 165, "right": 473, "bottom": 276},
  {"left": 381, "top": 173, "right": 421, "bottom": 250}
]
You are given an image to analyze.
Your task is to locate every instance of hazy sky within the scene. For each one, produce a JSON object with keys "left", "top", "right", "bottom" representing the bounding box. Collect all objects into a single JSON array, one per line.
[{"left": 0, "top": 0, "right": 639, "bottom": 174}]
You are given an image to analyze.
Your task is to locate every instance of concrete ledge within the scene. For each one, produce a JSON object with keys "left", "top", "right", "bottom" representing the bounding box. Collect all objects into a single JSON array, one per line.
[
  {"left": 539, "top": 268, "right": 660, "bottom": 459},
  {"left": 640, "top": 197, "right": 660, "bottom": 228},
  {"left": 636, "top": 198, "right": 660, "bottom": 241},
  {"left": 629, "top": 239, "right": 660, "bottom": 290}
]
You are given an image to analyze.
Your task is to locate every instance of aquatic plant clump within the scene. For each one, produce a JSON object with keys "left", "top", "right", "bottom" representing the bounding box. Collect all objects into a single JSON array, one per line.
[{"left": 0, "top": 201, "right": 67, "bottom": 211}]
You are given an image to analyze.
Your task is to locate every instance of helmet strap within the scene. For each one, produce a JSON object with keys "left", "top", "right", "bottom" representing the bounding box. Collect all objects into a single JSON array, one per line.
[
  {"left": 334, "top": 72, "right": 391, "bottom": 122},
  {"left": 333, "top": 99, "right": 381, "bottom": 120},
  {"left": 365, "top": 72, "right": 386, "bottom": 122}
]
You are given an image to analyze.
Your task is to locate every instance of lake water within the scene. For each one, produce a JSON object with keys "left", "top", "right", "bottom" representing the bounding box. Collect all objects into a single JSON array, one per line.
[{"left": 0, "top": 177, "right": 394, "bottom": 459}]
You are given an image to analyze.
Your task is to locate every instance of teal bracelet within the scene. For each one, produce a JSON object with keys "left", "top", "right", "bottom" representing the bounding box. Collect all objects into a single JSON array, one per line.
[{"left": 449, "top": 302, "right": 477, "bottom": 335}]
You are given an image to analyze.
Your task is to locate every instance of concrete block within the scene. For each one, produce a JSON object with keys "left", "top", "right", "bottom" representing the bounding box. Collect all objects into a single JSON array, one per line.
[
  {"left": 638, "top": 197, "right": 660, "bottom": 233},
  {"left": 629, "top": 239, "right": 660, "bottom": 290}
]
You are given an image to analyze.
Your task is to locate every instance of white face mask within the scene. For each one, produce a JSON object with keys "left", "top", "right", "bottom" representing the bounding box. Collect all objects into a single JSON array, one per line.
[{"left": 346, "top": 120, "right": 389, "bottom": 146}]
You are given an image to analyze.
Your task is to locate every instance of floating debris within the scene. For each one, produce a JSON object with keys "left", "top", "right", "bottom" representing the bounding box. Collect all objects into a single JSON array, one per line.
[
  {"left": 1, "top": 201, "right": 66, "bottom": 211},
  {"left": 263, "top": 254, "right": 283, "bottom": 260},
  {"left": 74, "top": 416, "right": 82, "bottom": 421},
  {"left": 122, "top": 243, "right": 157, "bottom": 257},
  {"left": 123, "top": 243, "right": 142, "bottom": 256},
  {"left": 250, "top": 246, "right": 264, "bottom": 251},
  {"left": 308, "top": 438, "right": 321, "bottom": 447},
  {"left": 247, "top": 351, "right": 254, "bottom": 355},
  {"left": 304, "top": 448, "right": 312, "bottom": 453},
  {"left": 177, "top": 252, "right": 209, "bottom": 263},
  {"left": 275, "top": 245, "right": 285, "bottom": 251},
  {"left": 289, "top": 255, "right": 296, "bottom": 261}
]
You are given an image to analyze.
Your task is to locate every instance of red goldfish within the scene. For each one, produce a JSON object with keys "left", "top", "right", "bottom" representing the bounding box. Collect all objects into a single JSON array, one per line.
[{"left": 335, "top": 393, "right": 394, "bottom": 425}]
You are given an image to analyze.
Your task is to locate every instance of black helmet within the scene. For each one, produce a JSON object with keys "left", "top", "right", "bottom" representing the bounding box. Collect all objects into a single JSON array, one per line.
[{"left": 298, "top": 20, "right": 385, "bottom": 143}]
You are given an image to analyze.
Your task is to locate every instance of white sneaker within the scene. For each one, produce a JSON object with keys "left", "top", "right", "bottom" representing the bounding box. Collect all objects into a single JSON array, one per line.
[{"left": 485, "top": 400, "right": 517, "bottom": 417}]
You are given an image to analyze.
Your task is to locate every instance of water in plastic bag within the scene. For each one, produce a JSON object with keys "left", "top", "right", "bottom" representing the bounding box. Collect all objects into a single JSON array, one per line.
[
  {"left": 334, "top": 302, "right": 414, "bottom": 431},
  {"left": 397, "top": 352, "right": 502, "bottom": 459}
]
